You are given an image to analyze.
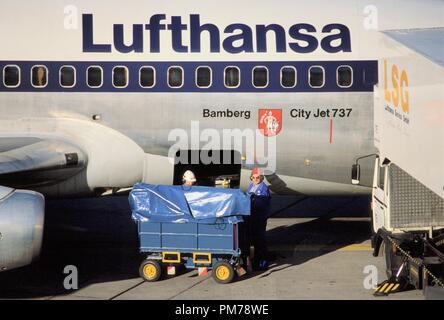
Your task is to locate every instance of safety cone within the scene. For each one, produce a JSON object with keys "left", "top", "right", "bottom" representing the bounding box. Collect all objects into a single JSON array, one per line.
[
  {"left": 198, "top": 267, "right": 208, "bottom": 276},
  {"left": 235, "top": 265, "right": 247, "bottom": 277},
  {"left": 167, "top": 266, "right": 176, "bottom": 276}
]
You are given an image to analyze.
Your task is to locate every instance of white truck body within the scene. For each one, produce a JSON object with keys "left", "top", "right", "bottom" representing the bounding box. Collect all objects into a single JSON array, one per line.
[{"left": 372, "top": 28, "right": 444, "bottom": 233}]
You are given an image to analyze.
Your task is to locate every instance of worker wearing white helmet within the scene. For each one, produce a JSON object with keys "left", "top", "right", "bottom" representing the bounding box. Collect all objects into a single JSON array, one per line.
[{"left": 182, "top": 170, "right": 197, "bottom": 186}]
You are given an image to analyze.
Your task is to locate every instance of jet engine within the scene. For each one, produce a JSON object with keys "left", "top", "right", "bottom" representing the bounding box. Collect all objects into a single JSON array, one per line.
[{"left": 0, "top": 186, "right": 44, "bottom": 271}]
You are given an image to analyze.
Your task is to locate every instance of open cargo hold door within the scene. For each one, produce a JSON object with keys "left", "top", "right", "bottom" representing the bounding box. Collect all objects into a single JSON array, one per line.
[{"left": 173, "top": 150, "right": 241, "bottom": 188}]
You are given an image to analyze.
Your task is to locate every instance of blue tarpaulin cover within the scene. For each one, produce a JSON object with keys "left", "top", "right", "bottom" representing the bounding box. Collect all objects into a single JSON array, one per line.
[{"left": 129, "top": 183, "right": 251, "bottom": 224}]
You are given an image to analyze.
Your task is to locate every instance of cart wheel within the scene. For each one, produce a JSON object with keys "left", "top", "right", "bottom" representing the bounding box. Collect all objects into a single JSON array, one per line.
[
  {"left": 139, "top": 260, "right": 162, "bottom": 282},
  {"left": 212, "top": 261, "right": 235, "bottom": 284}
]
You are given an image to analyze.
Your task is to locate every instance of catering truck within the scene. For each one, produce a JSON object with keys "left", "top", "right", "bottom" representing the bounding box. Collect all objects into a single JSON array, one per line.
[{"left": 352, "top": 28, "right": 444, "bottom": 297}]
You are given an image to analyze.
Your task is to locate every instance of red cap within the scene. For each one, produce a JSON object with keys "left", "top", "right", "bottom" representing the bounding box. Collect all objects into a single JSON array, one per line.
[{"left": 251, "top": 167, "right": 261, "bottom": 176}]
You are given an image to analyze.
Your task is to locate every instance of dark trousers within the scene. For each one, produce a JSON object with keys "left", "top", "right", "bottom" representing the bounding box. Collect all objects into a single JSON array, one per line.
[{"left": 250, "top": 210, "right": 268, "bottom": 263}]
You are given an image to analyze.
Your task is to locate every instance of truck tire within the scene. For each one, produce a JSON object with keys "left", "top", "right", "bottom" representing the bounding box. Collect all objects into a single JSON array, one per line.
[
  {"left": 212, "top": 261, "right": 235, "bottom": 284},
  {"left": 139, "top": 260, "right": 162, "bottom": 282}
]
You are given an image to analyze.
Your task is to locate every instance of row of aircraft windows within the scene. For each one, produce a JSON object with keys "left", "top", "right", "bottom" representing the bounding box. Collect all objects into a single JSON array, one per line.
[{"left": 1, "top": 64, "right": 353, "bottom": 89}]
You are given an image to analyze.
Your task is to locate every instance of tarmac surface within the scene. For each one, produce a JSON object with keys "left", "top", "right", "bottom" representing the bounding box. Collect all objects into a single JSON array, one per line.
[{"left": 0, "top": 194, "right": 424, "bottom": 300}]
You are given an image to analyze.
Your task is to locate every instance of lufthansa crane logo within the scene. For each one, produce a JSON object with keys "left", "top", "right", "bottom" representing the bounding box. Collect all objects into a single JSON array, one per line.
[{"left": 258, "top": 109, "right": 282, "bottom": 137}]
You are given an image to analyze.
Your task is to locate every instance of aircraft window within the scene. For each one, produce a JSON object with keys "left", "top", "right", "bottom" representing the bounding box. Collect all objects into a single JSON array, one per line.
[
  {"left": 168, "top": 67, "right": 183, "bottom": 88},
  {"left": 60, "top": 66, "right": 75, "bottom": 88},
  {"left": 224, "top": 67, "right": 240, "bottom": 88},
  {"left": 140, "top": 67, "right": 155, "bottom": 88},
  {"left": 3, "top": 65, "right": 20, "bottom": 87},
  {"left": 309, "top": 66, "right": 324, "bottom": 88},
  {"left": 196, "top": 67, "right": 211, "bottom": 88},
  {"left": 337, "top": 66, "right": 353, "bottom": 88},
  {"left": 113, "top": 66, "right": 128, "bottom": 88},
  {"left": 253, "top": 67, "right": 268, "bottom": 88},
  {"left": 31, "top": 65, "right": 48, "bottom": 87},
  {"left": 87, "top": 66, "right": 103, "bottom": 88},
  {"left": 281, "top": 66, "right": 296, "bottom": 88}
]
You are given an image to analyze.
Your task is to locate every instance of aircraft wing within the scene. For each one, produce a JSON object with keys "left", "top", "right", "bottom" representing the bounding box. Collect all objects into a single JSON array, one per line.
[{"left": 0, "top": 137, "right": 86, "bottom": 188}]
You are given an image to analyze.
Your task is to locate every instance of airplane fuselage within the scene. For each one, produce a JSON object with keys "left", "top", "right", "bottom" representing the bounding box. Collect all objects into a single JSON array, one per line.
[{"left": 1, "top": 0, "right": 442, "bottom": 196}]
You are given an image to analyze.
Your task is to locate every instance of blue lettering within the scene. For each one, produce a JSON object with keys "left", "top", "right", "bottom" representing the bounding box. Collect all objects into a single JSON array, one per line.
[
  {"left": 113, "top": 24, "right": 144, "bottom": 53},
  {"left": 145, "top": 14, "right": 166, "bottom": 53},
  {"left": 168, "top": 16, "right": 188, "bottom": 53},
  {"left": 288, "top": 23, "right": 318, "bottom": 53},
  {"left": 223, "top": 24, "right": 253, "bottom": 53},
  {"left": 82, "top": 14, "right": 352, "bottom": 54},
  {"left": 190, "top": 14, "right": 220, "bottom": 53},
  {"left": 82, "top": 14, "right": 112, "bottom": 52},
  {"left": 321, "top": 24, "right": 351, "bottom": 53},
  {"left": 256, "top": 24, "right": 286, "bottom": 53}
]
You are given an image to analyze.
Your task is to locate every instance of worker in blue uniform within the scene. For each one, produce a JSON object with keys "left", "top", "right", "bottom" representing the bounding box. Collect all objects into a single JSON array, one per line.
[{"left": 247, "top": 168, "right": 271, "bottom": 270}]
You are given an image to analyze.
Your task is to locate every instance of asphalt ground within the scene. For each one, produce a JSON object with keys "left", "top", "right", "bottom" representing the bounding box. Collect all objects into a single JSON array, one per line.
[{"left": 0, "top": 194, "right": 423, "bottom": 300}]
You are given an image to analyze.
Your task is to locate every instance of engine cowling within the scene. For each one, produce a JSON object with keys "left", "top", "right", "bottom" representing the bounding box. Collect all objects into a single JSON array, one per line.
[{"left": 0, "top": 186, "right": 44, "bottom": 272}]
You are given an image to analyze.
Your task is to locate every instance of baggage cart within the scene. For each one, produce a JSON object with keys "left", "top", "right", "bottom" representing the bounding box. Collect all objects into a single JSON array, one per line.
[{"left": 129, "top": 183, "right": 251, "bottom": 283}]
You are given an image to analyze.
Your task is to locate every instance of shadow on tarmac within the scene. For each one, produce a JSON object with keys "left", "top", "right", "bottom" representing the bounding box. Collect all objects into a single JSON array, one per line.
[{"left": 0, "top": 195, "right": 372, "bottom": 299}]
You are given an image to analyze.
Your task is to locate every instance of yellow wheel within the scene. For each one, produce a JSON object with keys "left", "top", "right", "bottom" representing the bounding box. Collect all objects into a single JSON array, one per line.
[
  {"left": 212, "top": 261, "right": 235, "bottom": 284},
  {"left": 139, "top": 260, "right": 162, "bottom": 282}
]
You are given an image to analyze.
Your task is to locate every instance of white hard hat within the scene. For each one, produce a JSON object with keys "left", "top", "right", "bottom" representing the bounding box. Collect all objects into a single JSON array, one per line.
[{"left": 182, "top": 170, "right": 196, "bottom": 182}]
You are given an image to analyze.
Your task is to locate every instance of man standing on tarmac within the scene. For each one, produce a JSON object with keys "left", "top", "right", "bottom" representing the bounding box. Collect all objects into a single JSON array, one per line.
[{"left": 247, "top": 167, "right": 271, "bottom": 271}]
